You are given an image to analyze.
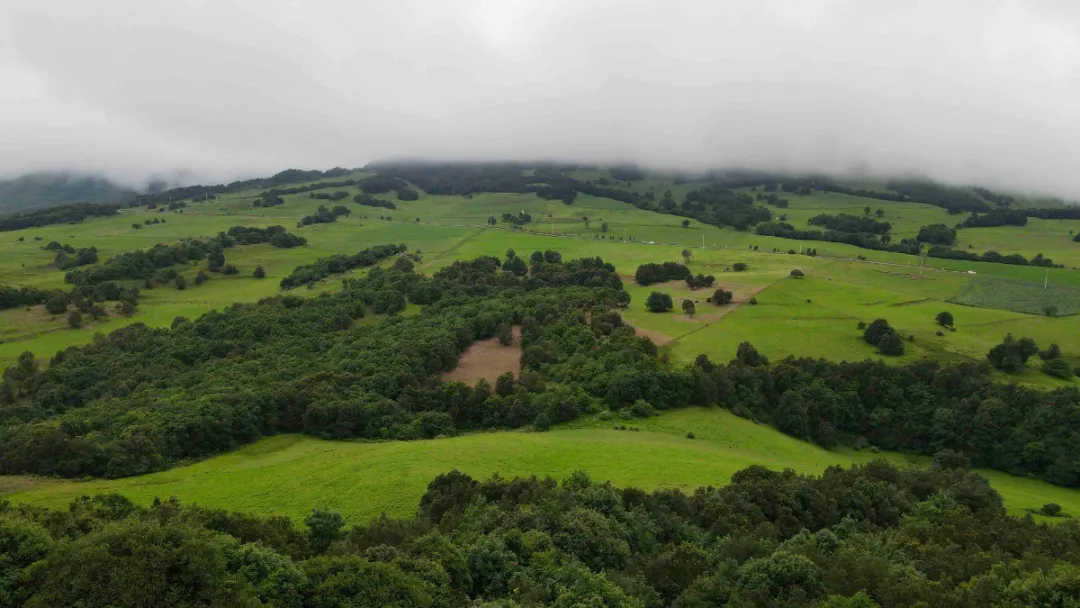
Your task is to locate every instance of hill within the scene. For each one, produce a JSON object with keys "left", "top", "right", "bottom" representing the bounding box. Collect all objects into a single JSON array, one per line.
[{"left": 0, "top": 171, "right": 136, "bottom": 214}]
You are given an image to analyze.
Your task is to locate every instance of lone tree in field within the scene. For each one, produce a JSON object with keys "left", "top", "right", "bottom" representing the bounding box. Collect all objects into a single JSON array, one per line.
[
  {"left": 601, "top": 221, "right": 609, "bottom": 233},
  {"left": 986, "top": 333, "right": 1039, "bottom": 372},
  {"left": 732, "top": 262, "right": 748, "bottom": 272},
  {"left": 682, "top": 299, "right": 696, "bottom": 317},
  {"left": 1043, "top": 304, "right": 1059, "bottom": 317},
  {"left": 876, "top": 209, "right": 885, "bottom": 218},
  {"left": 681, "top": 219, "right": 690, "bottom": 228},
  {"left": 253, "top": 265, "right": 266, "bottom": 279},
  {"left": 681, "top": 249, "right": 692, "bottom": 263},
  {"left": 789, "top": 269, "right": 804, "bottom": 279},
  {"left": 67, "top": 310, "right": 82, "bottom": 329},
  {"left": 935, "top": 311, "right": 954, "bottom": 328},
  {"left": 864, "top": 206, "right": 871, "bottom": 215},
  {"left": 711, "top": 288, "right": 733, "bottom": 305},
  {"left": 646, "top": 291, "right": 674, "bottom": 313}
]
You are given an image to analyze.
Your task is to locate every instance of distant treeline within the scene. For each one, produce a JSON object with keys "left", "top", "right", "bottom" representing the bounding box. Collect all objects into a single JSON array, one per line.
[
  {"left": 279, "top": 243, "right": 405, "bottom": 289},
  {"left": 128, "top": 167, "right": 359, "bottom": 208},
  {"left": 65, "top": 226, "right": 306, "bottom": 286},
  {"left": 0, "top": 203, "right": 119, "bottom": 232}
]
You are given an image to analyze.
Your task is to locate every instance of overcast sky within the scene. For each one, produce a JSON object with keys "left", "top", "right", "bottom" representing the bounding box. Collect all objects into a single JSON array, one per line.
[{"left": 2, "top": 0, "right": 1079, "bottom": 194}]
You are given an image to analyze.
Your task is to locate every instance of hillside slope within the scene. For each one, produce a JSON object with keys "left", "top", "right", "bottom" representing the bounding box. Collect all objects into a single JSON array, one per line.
[{"left": 0, "top": 172, "right": 136, "bottom": 213}]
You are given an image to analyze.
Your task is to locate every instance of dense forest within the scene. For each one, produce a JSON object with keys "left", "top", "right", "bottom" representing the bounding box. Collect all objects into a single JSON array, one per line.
[
  {"left": 1, "top": 461, "right": 1078, "bottom": 607},
  {"left": 3, "top": 252, "right": 1080, "bottom": 489}
]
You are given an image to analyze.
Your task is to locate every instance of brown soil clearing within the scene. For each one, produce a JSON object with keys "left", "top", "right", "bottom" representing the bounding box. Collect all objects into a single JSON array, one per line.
[{"left": 442, "top": 327, "right": 523, "bottom": 385}]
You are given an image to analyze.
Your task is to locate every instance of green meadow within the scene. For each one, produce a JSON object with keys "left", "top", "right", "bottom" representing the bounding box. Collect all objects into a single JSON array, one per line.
[
  {"left": 6, "top": 407, "right": 1076, "bottom": 524},
  {"left": 4, "top": 169, "right": 1080, "bottom": 521}
]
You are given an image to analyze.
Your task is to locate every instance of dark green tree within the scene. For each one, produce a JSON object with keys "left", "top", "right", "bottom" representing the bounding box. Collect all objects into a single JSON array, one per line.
[{"left": 646, "top": 292, "right": 674, "bottom": 313}]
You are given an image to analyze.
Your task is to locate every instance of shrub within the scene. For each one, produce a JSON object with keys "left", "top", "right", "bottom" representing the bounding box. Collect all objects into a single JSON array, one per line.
[
  {"left": 67, "top": 310, "right": 83, "bottom": 328},
  {"left": 732, "top": 262, "right": 748, "bottom": 271},
  {"left": 789, "top": 269, "right": 804, "bottom": 278},
  {"left": 748, "top": 297, "right": 758, "bottom": 305},
  {"left": 645, "top": 291, "right": 673, "bottom": 313},
  {"left": 935, "top": 311, "right": 954, "bottom": 327},
  {"left": 685, "top": 432, "right": 695, "bottom": 439},
  {"left": 1042, "top": 358, "right": 1072, "bottom": 379},
  {"left": 253, "top": 266, "right": 266, "bottom": 278},
  {"left": 711, "top": 288, "right": 733, "bottom": 305},
  {"left": 1041, "top": 503, "right": 1063, "bottom": 517}
]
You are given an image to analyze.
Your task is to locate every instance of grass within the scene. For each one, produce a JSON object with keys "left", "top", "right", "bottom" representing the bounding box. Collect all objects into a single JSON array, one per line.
[
  {"left": 952, "top": 275, "right": 1080, "bottom": 316},
  {"left": 5, "top": 407, "right": 1076, "bottom": 524}
]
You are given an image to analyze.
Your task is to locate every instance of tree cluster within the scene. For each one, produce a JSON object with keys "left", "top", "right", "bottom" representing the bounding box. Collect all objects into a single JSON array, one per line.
[
  {"left": 279, "top": 243, "right": 405, "bottom": 289},
  {"left": 353, "top": 193, "right": 397, "bottom": 209},
  {"left": 64, "top": 233, "right": 239, "bottom": 287},
  {"left": 298, "top": 204, "right": 350, "bottom": 227},
  {"left": 226, "top": 225, "right": 308, "bottom": 248},
  {"left": 807, "top": 213, "right": 891, "bottom": 235},
  {"left": 634, "top": 262, "right": 690, "bottom": 285}
]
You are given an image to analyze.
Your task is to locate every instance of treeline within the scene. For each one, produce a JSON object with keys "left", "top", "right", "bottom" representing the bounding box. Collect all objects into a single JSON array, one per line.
[
  {"left": 129, "top": 167, "right": 357, "bottom": 207},
  {"left": 65, "top": 227, "right": 306, "bottom": 286},
  {"left": 0, "top": 285, "right": 54, "bottom": 310},
  {"left": 279, "top": 243, "right": 405, "bottom": 289},
  {"left": 353, "top": 193, "right": 396, "bottom": 209},
  {"left": 0, "top": 203, "right": 120, "bottom": 232},
  {"left": 226, "top": 225, "right": 307, "bottom": 248},
  {"left": 808, "top": 213, "right": 891, "bottom": 234},
  {"left": 5, "top": 458, "right": 1070, "bottom": 607},
  {"left": 634, "top": 262, "right": 690, "bottom": 285},
  {"left": 962, "top": 208, "right": 1028, "bottom": 228}
]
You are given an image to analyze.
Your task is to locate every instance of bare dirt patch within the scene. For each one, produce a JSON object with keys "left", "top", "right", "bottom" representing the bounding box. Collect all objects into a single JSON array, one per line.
[
  {"left": 442, "top": 327, "right": 523, "bottom": 385},
  {"left": 627, "top": 325, "right": 673, "bottom": 346}
]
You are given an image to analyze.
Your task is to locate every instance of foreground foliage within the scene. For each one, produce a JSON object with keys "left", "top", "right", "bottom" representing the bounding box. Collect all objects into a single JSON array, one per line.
[{"left": 2, "top": 461, "right": 1079, "bottom": 607}]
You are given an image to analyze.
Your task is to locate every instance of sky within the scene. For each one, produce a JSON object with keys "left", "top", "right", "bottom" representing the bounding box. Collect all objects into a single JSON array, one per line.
[{"left": 1, "top": 0, "right": 1079, "bottom": 194}]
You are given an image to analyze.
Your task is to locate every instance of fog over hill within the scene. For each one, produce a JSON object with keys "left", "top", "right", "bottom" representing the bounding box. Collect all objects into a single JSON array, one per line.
[{"left": 2, "top": 1, "right": 1079, "bottom": 196}]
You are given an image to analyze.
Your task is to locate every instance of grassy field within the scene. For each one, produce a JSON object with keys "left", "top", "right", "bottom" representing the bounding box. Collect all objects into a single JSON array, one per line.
[
  {"left": 5, "top": 407, "right": 1075, "bottom": 524},
  {"left": 3, "top": 176, "right": 1080, "bottom": 386}
]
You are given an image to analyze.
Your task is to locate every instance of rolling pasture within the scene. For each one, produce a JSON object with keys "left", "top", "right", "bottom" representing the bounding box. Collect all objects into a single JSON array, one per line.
[
  {"left": 4, "top": 168, "right": 1080, "bottom": 522},
  {"left": 7, "top": 407, "right": 1078, "bottom": 524}
]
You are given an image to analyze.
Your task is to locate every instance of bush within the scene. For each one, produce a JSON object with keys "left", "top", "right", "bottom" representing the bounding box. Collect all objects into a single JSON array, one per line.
[
  {"left": 789, "top": 269, "right": 804, "bottom": 278},
  {"left": 685, "top": 432, "right": 695, "bottom": 439},
  {"left": 935, "top": 311, "right": 954, "bottom": 327},
  {"left": 748, "top": 297, "right": 758, "bottom": 305},
  {"left": 1042, "top": 358, "right": 1072, "bottom": 379},
  {"left": 857, "top": 321, "right": 866, "bottom": 329},
  {"left": 645, "top": 291, "right": 673, "bottom": 313},
  {"left": 1038, "top": 343, "right": 1061, "bottom": 361},
  {"left": 67, "top": 310, "right": 83, "bottom": 328},
  {"left": 711, "top": 288, "right": 733, "bottom": 305},
  {"left": 1040, "top": 503, "right": 1063, "bottom": 517},
  {"left": 253, "top": 266, "right": 266, "bottom": 279},
  {"left": 936, "top": 330, "right": 944, "bottom": 336},
  {"left": 222, "top": 264, "right": 238, "bottom": 275},
  {"left": 629, "top": 400, "right": 654, "bottom": 418},
  {"left": 732, "top": 262, "right": 748, "bottom": 271}
]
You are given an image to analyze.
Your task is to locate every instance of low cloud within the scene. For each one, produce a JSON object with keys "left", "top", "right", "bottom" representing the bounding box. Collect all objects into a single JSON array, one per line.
[{"left": 2, "top": 1, "right": 1079, "bottom": 195}]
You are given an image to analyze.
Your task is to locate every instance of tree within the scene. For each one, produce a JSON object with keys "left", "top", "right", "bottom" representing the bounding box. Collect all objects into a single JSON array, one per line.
[
  {"left": 44, "top": 293, "right": 68, "bottom": 315},
  {"left": 496, "top": 323, "right": 513, "bottom": 346},
  {"left": 735, "top": 341, "right": 767, "bottom": 367},
  {"left": 1043, "top": 304, "right": 1059, "bottom": 317},
  {"left": 711, "top": 289, "right": 733, "bottom": 305},
  {"left": 681, "top": 249, "right": 692, "bottom": 263},
  {"left": 253, "top": 265, "right": 266, "bottom": 278},
  {"left": 601, "top": 222, "right": 609, "bottom": 233},
  {"left": 681, "top": 219, "right": 690, "bottom": 228},
  {"left": 789, "top": 269, "right": 804, "bottom": 279},
  {"left": 646, "top": 292, "right": 674, "bottom": 313},
  {"left": 876, "top": 332, "right": 905, "bottom": 356},
  {"left": 89, "top": 304, "right": 106, "bottom": 319},
  {"left": 222, "top": 263, "right": 238, "bottom": 275},
  {"left": 931, "top": 449, "right": 971, "bottom": 471},
  {"left": 935, "top": 311, "right": 954, "bottom": 328},
  {"left": 67, "top": 310, "right": 82, "bottom": 328},
  {"left": 1042, "top": 358, "right": 1072, "bottom": 378},
  {"left": 175, "top": 275, "right": 187, "bottom": 290},
  {"left": 875, "top": 209, "right": 885, "bottom": 218},
  {"left": 306, "top": 508, "right": 345, "bottom": 554},
  {"left": 862, "top": 319, "right": 895, "bottom": 346},
  {"left": 986, "top": 333, "right": 1039, "bottom": 372},
  {"left": 863, "top": 206, "right": 871, "bottom": 215},
  {"left": 732, "top": 262, "right": 748, "bottom": 272},
  {"left": 682, "top": 299, "right": 696, "bottom": 317},
  {"left": 1038, "top": 343, "right": 1061, "bottom": 361}
]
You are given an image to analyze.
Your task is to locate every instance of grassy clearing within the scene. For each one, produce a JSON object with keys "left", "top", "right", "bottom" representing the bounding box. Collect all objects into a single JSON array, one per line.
[{"left": 6, "top": 407, "right": 1076, "bottom": 524}]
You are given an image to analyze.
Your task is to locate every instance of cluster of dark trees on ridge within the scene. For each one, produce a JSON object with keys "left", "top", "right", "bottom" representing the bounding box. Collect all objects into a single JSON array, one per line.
[
  {"left": 3, "top": 458, "right": 1079, "bottom": 607},
  {"left": 3, "top": 251, "right": 1080, "bottom": 491}
]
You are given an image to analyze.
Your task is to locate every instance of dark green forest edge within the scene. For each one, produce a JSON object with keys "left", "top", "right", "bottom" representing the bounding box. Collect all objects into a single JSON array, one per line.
[{"left": 5, "top": 459, "right": 1080, "bottom": 607}]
